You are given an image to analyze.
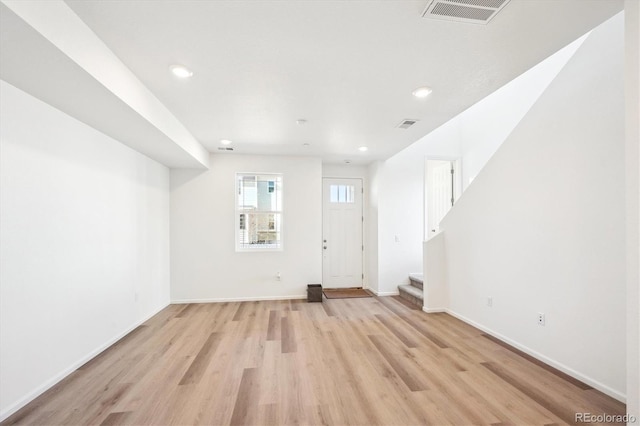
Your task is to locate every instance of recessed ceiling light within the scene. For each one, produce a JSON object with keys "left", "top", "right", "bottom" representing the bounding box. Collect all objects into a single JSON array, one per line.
[
  {"left": 296, "top": 119, "right": 307, "bottom": 125},
  {"left": 170, "top": 65, "right": 193, "bottom": 78},
  {"left": 344, "top": 159, "right": 352, "bottom": 164},
  {"left": 358, "top": 146, "right": 368, "bottom": 152},
  {"left": 412, "top": 86, "right": 432, "bottom": 98},
  {"left": 302, "top": 143, "right": 310, "bottom": 146},
  {"left": 220, "top": 139, "right": 232, "bottom": 145}
]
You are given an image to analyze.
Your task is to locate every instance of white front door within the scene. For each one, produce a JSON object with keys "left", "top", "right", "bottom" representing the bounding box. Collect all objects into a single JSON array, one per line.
[{"left": 322, "top": 178, "right": 363, "bottom": 288}]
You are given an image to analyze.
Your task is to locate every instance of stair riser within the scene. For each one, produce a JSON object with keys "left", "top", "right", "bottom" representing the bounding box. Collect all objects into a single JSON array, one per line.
[
  {"left": 398, "top": 288, "right": 423, "bottom": 308},
  {"left": 409, "top": 278, "right": 423, "bottom": 290}
]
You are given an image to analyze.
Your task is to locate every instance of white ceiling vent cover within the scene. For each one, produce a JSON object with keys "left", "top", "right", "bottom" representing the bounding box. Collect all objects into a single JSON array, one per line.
[
  {"left": 422, "top": 0, "right": 511, "bottom": 25},
  {"left": 397, "top": 119, "right": 419, "bottom": 129}
]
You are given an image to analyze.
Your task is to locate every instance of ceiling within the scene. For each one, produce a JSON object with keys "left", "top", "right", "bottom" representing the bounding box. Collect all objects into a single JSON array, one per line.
[{"left": 3, "top": 1, "right": 624, "bottom": 166}]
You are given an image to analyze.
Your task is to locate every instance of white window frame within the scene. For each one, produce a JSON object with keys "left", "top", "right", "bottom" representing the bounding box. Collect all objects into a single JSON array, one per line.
[{"left": 235, "top": 172, "right": 283, "bottom": 252}]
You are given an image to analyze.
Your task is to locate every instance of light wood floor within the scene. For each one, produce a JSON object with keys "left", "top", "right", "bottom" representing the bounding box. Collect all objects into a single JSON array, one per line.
[{"left": 3, "top": 296, "right": 625, "bottom": 425}]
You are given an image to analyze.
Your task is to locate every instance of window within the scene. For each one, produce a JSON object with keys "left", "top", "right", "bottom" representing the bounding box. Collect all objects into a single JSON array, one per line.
[
  {"left": 330, "top": 184, "right": 355, "bottom": 203},
  {"left": 236, "top": 173, "right": 282, "bottom": 250}
]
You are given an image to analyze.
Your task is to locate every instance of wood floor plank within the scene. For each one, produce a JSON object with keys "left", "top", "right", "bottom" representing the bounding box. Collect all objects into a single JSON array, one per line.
[
  {"left": 482, "top": 361, "right": 581, "bottom": 425},
  {"left": 77, "top": 325, "right": 151, "bottom": 371},
  {"left": 399, "top": 314, "right": 450, "bottom": 349},
  {"left": 229, "top": 368, "right": 260, "bottom": 426},
  {"left": 373, "top": 294, "right": 407, "bottom": 317},
  {"left": 191, "top": 337, "right": 252, "bottom": 425},
  {"left": 278, "top": 350, "right": 310, "bottom": 424},
  {"left": 321, "top": 301, "right": 335, "bottom": 317},
  {"left": 280, "top": 316, "right": 297, "bottom": 354},
  {"left": 3, "top": 297, "right": 625, "bottom": 426},
  {"left": 391, "top": 295, "right": 421, "bottom": 310},
  {"left": 368, "top": 334, "right": 428, "bottom": 392},
  {"left": 175, "top": 303, "right": 198, "bottom": 318},
  {"left": 256, "top": 341, "right": 280, "bottom": 407},
  {"left": 324, "top": 330, "right": 382, "bottom": 425},
  {"left": 60, "top": 383, "right": 132, "bottom": 425},
  {"left": 0, "top": 370, "right": 84, "bottom": 425},
  {"left": 99, "top": 411, "right": 132, "bottom": 426},
  {"left": 178, "top": 332, "right": 222, "bottom": 385},
  {"left": 375, "top": 296, "right": 450, "bottom": 349},
  {"left": 344, "top": 321, "right": 428, "bottom": 425},
  {"left": 118, "top": 352, "right": 193, "bottom": 422},
  {"left": 239, "top": 302, "right": 259, "bottom": 339},
  {"left": 374, "top": 313, "right": 418, "bottom": 348},
  {"left": 256, "top": 403, "right": 278, "bottom": 425},
  {"left": 457, "top": 367, "right": 565, "bottom": 425},
  {"left": 482, "top": 333, "right": 593, "bottom": 390},
  {"left": 290, "top": 299, "right": 303, "bottom": 311},
  {"left": 266, "top": 310, "right": 278, "bottom": 341},
  {"left": 582, "top": 389, "right": 626, "bottom": 415},
  {"left": 232, "top": 302, "right": 246, "bottom": 321}
]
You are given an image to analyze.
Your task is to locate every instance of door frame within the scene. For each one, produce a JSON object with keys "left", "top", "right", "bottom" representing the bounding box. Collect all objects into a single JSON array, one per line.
[
  {"left": 321, "top": 177, "right": 365, "bottom": 289},
  {"left": 424, "top": 156, "right": 462, "bottom": 240}
]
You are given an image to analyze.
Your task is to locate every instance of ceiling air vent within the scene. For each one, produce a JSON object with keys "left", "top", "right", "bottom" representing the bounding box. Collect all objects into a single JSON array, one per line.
[
  {"left": 217, "top": 147, "right": 234, "bottom": 151},
  {"left": 397, "top": 119, "right": 419, "bottom": 129},
  {"left": 422, "top": 0, "right": 511, "bottom": 25}
]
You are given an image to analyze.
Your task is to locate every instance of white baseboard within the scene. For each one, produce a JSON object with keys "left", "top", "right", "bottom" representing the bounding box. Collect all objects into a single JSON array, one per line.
[
  {"left": 171, "top": 294, "right": 307, "bottom": 304},
  {"left": 444, "top": 308, "right": 626, "bottom": 403},
  {"left": 0, "top": 304, "right": 169, "bottom": 422},
  {"left": 368, "top": 289, "right": 399, "bottom": 296},
  {"left": 422, "top": 307, "right": 446, "bottom": 313}
]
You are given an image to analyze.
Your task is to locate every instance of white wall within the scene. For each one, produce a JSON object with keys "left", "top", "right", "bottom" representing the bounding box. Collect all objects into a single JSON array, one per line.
[
  {"left": 375, "top": 122, "right": 461, "bottom": 295},
  {"left": 625, "top": 0, "right": 640, "bottom": 419},
  {"left": 367, "top": 161, "right": 382, "bottom": 294},
  {"left": 322, "top": 163, "right": 367, "bottom": 180},
  {"left": 0, "top": 81, "right": 171, "bottom": 420},
  {"left": 441, "top": 13, "right": 625, "bottom": 399},
  {"left": 458, "top": 35, "right": 586, "bottom": 188},
  {"left": 373, "top": 32, "right": 581, "bottom": 296},
  {"left": 423, "top": 232, "right": 447, "bottom": 312},
  {"left": 171, "top": 154, "right": 322, "bottom": 301}
]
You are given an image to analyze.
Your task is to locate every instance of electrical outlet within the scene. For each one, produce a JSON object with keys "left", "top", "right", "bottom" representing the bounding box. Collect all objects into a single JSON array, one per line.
[
  {"left": 537, "top": 312, "right": 545, "bottom": 326},
  {"left": 487, "top": 297, "right": 493, "bottom": 307}
]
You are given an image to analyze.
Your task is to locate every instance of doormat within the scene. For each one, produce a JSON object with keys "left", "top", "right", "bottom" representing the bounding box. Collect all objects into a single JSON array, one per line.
[{"left": 323, "top": 288, "right": 373, "bottom": 299}]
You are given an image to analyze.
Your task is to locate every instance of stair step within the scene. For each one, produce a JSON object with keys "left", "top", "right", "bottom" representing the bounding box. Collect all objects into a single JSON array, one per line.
[
  {"left": 399, "top": 284, "right": 423, "bottom": 298},
  {"left": 408, "top": 273, "right": 423, "bottom": 283},
  {"left": 408, "top": 273, "right": 423, "bottom": 290},
  {"left": 398, "top": 284, "right": 423, "bottom": 308}
]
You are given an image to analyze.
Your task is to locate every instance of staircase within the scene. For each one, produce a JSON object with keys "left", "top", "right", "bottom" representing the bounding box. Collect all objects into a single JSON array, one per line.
[{"left": 398, "top": 273, "right": 423, "bottom": 308}]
